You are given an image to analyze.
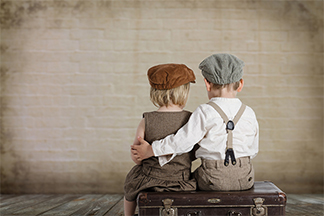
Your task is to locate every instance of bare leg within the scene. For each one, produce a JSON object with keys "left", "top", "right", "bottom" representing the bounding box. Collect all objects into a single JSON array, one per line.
[{"left": 124, "top": 197, "right": 136, "bottom": 216}]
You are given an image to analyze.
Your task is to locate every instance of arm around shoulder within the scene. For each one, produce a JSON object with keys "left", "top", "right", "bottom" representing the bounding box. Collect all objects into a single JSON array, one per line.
[{"left": 152, "top": 105, "right": 208, "bottom": 157}]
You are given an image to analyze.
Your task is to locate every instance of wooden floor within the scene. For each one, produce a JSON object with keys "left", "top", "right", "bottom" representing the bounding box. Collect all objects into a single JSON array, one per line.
[{"left": 0, "top": 194, "right": 323, "bottom": 216}]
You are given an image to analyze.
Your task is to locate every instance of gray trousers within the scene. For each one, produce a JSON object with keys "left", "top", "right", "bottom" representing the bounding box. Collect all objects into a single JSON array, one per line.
[{"left": 194, "top": 156, "right": 254, "bottom": 191}]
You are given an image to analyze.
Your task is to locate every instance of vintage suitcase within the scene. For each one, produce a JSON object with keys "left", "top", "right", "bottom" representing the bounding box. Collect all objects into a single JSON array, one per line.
[{"left": 137, "top": 181, "right": 286, "bottom": 216}]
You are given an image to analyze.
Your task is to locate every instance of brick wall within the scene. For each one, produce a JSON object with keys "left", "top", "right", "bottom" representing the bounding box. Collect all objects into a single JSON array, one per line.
[{"left": 1, "top": 0, "right": 323, "bottom": 194}]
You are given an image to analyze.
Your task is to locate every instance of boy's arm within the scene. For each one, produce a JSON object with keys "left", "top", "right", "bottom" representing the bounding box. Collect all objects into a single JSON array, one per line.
[
  {"left": 133, "top": 106, "right": 208, "bottom": 166},
  {"left": 250, "top": 119, "right": 259, "bottom": 159},
  {"left": 131, "top": 118, "right": 145, "bottom": 165}
]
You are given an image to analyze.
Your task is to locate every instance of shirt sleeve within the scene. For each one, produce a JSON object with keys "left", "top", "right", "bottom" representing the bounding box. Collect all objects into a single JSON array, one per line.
[
  {"left": 152, "top": 106, "right": 208, "bottom": 166},
  {"left": 250, "top": 118, "right": 259, "bottom": 159}
]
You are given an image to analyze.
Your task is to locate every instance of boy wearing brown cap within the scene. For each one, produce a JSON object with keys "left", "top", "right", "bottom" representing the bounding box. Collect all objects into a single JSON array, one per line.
[
  {"left": 133, "top": 53, "right": 259, "bottom": 192},
  {"left": 123, "top": 63, "right": 197, "bottom": 216}
]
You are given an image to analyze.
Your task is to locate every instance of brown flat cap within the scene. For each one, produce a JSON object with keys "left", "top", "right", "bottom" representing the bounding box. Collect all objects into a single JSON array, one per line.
[{"left": 148, "top": 63, "right": 196, "bottom": 90}]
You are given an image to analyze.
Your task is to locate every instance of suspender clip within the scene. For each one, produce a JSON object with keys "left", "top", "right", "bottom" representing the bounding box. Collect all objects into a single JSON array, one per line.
[
  {"left": 225, "top": 148, "right": 236, "bottom": 166},
  {"left": 226, "top": 120, "right": 235, "bottom": 131}
]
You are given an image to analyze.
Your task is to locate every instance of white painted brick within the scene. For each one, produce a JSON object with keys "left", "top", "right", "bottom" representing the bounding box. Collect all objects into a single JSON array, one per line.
[
  {"left": 62, "top": 129, "right": 95, "bottom": 140},
  {"left": 164, "top": 19, "right": 199, "bottom": 29},
  {"left": 41, "top": 29, "right": 70, "bottom": 39},
  {"left": 79, "top": 39, "right": 100, "bottom": 51},
  {"left": 78, "top": 18, "right": 98, "bottom": 29},
  {"left": 259, "top": 31, "right": 288, "bottom": 41},
  {"left": 259, "top": 19, "right": 283, "bottom": 30},
  {"left": 131, "top": 19, "right": 164, "bottom": 30},
  {"left": 70, "top": 29, "right": 105, "bottom": 40},
  {"left": 137, "top": 30, "right": 171, "bottom": 40},
  {"left": 23, "top": 51, "right": 71, "bottom": 62},
  {"left": 155, "top": 8, "right": 192, "bottom": 19},
  {"left": 70, "top": 51, "right": 106, "bottom": 62},
  {"left": 97, "top": 39, "right": 114, "bottom": 50},
  {"left": 47, "top": 18, "right": 79, "bottom": 29},
  {"left": 172, "top": 29, "right": 222, "bottom": 41},
  {"left": 222, "top": 19, "right": 249, "bottom": 30},
  {"left": 113, "top": 40, "right": 146, "bottom": 51},
  {"left": 34, "top": 117, "right": 69, "bottom": 128},
  {"left": 3, "top": 117, "right": 35, "bottom": 128},
  {"left": 47, "top": 62, "right": 79, "bottom": 73},
  {"left": 47, "top": 39, "right": 79, "bottom": 51},
  {"left": 194, "top": 9, "right": 223, "bottom": 20},
  {"left": 60, "top": 107, "right": 95, "bottom": 117},
  {"left": 260, "top": 42, "right": 282, "bottom": 52}
]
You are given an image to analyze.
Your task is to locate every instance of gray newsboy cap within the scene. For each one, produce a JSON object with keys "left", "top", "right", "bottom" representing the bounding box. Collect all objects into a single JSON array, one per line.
[{"left": 199, "top": 53, "right": 244, "bottom": 85}]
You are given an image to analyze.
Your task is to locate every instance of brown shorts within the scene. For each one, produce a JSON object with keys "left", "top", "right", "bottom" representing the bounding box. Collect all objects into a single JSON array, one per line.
[
  {"left": 194, "top": 157, "right": 254, "bottom": 191},
  {"left": 124, "top": 164, "right": 196, "bottom": 201}
]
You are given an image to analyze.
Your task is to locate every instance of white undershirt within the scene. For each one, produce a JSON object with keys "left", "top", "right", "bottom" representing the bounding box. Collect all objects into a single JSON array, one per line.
[{"left": 153, "top": 97, "right": 259, "bottom": 167}]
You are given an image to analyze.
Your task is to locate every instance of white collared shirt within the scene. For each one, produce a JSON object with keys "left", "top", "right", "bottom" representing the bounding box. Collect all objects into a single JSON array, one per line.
[{"left": 153, "top": 97, "right": 259, "bottom": 167}]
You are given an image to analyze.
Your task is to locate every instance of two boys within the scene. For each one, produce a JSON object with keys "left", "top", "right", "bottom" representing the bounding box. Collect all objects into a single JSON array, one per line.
[{"left": 132, "top": 53, "right": 259, "bottom": 191}]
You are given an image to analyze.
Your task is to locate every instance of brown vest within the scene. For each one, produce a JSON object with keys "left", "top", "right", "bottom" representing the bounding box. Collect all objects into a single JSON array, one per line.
[{"left": 141, "top": 110, "right": 193, "bottom": 181}]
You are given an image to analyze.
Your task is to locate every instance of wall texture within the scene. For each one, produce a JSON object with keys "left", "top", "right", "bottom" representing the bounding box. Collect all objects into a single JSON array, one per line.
[{"left": 0, "top": 0, "right": 323, "bottom": 194}]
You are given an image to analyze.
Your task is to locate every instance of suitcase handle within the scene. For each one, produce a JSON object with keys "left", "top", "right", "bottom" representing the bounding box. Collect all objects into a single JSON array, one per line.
[{"left": 228, "top": 211, "right": 242, "bottom": 216}]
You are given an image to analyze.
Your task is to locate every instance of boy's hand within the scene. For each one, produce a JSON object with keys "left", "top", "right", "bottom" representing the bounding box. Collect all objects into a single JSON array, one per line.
[
  {"left": 131, "top": 137, "right": 154, "bottom": 161},
  {"left": 131, "top": 148, "right": 142, "bottom": 165},
  {"left": 130, "top": 142, "right": 142, "bottom": 165}
]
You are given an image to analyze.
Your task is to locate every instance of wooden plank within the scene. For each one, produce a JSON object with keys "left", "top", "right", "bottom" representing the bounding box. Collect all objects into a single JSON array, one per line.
[
  {"left": 0, "top": 195, "right": 54, "bottom": 215},
  {"left": 104, "top": 198, "right": 124, "bottom": 216},
  {"left": 286, "top": 203, "right": 312, "bottom": 216},
  {"left": 11, "top": 194, "right": 81, "bottom": 215},
  {"left": 0, "top": 194, "right": 16, "bottom": 201},
  {"left": 286, "top": 194, "right": 324, "bottom": 216},
  {"left": 39, "top": 194, "right": 103, "bottom": 216},
  {"left": 288, "top": 194, "right": 324, "bottom": 205},
  {"left": 288, "top": 194, "right": 324, "bottom": 212},
  {"left": 0, "top": 195, "right": 40, "bottom": 208},
  {"left": 0, "top": 194, "right": 322, "bottom": 216},
  {"left": 71, "top": 194, "right": 123, "bottom": 216},
  {"left": 309, "top": 194, "right": 324, "bottom": 201}
]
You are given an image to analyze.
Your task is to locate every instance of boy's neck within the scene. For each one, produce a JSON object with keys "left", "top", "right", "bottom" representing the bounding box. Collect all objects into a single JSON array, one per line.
[
  {"left": 157, "top": 104, "right": 183, "bottom": 112},
  {"left": 208, "top": 88, "right": 237, "bottom": 99}
]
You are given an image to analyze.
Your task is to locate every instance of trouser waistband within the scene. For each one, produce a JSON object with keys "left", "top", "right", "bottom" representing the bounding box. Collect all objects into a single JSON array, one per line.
[{"left": 202, "top": 156, "right": 251, "bottom": 169}]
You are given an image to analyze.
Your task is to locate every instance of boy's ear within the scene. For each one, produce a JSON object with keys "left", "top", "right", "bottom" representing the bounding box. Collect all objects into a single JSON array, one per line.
[
  {"left": 237, "top": 79, "right": 244, "bottom": 92},
  {"left": 204, "top": 78, "right": 212, "bottom": 92}
]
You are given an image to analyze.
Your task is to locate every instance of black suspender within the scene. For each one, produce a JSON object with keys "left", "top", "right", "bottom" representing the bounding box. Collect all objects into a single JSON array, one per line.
[{"left": 207, "top": 102, "right": 246, "bottom": 166}]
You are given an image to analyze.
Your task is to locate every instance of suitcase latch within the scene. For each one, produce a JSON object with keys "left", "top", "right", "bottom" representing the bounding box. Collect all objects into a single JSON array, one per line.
[
  {"left": 251, "top": 197, "right": 268, "bottom": 216},
  {"left": 160, "top": 198, "right": 178, "bottom": 216},
  {"left": 228, "top": 211, "right": 242, "bottom": 216}
]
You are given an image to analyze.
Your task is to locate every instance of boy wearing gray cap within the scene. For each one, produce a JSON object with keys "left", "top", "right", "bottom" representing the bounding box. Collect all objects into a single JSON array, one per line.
[{"left": 133, "top": 53, "right": 259, "bottom": 191}]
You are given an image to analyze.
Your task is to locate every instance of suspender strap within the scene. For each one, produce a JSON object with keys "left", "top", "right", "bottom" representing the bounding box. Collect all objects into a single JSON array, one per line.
[
  {"left": 233, "top": 103, "right": 246, "bottom": 126},
  {"left": 207, "top": 102, "right": 246, "bottom": 166},
  {"left": 207, "top": 102, "right": 246, "bottom": 128},
  {"left": 208, "top": 102, "right": 230, "bottom": 124}
]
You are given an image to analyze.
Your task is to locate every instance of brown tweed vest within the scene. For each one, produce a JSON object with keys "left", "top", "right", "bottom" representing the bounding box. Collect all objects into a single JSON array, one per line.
[{"left": 141, "top": 110, "right": 193, "bottom": 181}]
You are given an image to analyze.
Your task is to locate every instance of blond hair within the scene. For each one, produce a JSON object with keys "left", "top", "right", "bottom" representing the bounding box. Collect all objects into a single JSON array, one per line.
[{"left": 150, "top": 83, "right": 190, "bottom": 107}]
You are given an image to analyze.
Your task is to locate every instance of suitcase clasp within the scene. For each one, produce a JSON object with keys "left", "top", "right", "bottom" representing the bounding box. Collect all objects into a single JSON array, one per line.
[
  {"left": 228, "top": 211, "right": 242, "bottom": 216},
  {"left": 160, "top": 198, "right": 178, "bottom": 216},
  {"left": 251, "top": 197, "right": 268, "bottom": 216}
]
